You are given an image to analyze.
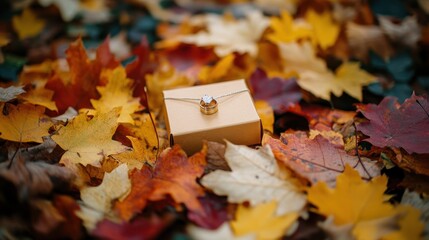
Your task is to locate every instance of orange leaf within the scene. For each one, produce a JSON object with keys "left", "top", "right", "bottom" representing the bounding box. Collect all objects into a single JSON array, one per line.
[
  {"left": 0, "top": 103, "right": 52, "bottom": 143},
  {"left": 115, "top": 167, "right": 153, "bottom": 221},
  {"left": 149, "top": 145, "right": 207, "bottom": 213}
]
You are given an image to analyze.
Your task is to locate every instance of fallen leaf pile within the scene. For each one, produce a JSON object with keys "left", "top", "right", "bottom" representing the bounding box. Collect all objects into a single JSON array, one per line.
[{"left": 1, "top": 0, "right": 429, "bottom": 239}]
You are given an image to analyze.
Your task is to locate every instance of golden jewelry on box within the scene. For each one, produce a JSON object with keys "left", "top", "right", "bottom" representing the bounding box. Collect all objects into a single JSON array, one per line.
[{"left": 164, "top": 89, "right": 249, "bottom": 115}]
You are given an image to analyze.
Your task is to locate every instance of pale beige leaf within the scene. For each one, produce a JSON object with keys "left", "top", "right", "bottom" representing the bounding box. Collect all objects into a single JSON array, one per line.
[
  {"left": 378, "top": 16, "right": 421, "bottom": 48},
  {"left": 0, "top": 86, "right": 25, "bottom": 102},
  {"left": 78, "top": 164, "right": 131, "bottom": 230},
  {"left": 201, "top": 141, "right": 306, "bottom": 215},
  {"left": 180, "top": 11, "right": 269, "bottom": 57}
]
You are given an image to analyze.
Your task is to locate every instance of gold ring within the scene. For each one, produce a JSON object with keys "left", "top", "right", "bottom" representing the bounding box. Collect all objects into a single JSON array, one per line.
[{"left": 200, "top": 95, "right": 218, "bottom": 115}]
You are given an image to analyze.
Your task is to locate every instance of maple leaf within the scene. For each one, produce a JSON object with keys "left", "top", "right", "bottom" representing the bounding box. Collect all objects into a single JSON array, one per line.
[
  {"left": 305, "top": 10, "right": 340, "bottom": 50},
  {"left": 187, "top": 194, "right": 229, "bottom": 230},
  {"left": 78, "top": 164, "right": 131, "bottom": 230},
  {"left": 279, "top": 41, "right": 327, "bottom": 75},
  {"left": 231, "top": 201, "right": 299, "bottom": 240},
  {"left": 46, "top": 38, "right": 119, "bottom": 113},
  {"left": 0, "top": 86, "right": 26, "bottom": 102},
  {"left": 90, "top": 66, "right": 142, "bottom": 124},
  {"left": 115, "top": 166, "right": 153, "bottom": 221},
  {"left": 20, "top": 82, "right": 58, "bottom": 111},
  {"left": 12, "top": 8, "right": 45, "bottom": 39},
  {"left": 146, "top": 60, "right": 193, "bottom": 110},
  {"left": 0, "top": 104, "right": 52, "bottom": 143},
  {"left": 356, "top": 93, "right": 429, "bottom": 154},
  {"left": 149, "top": 145, "right": 207, "bottom": 213},
  {"left": 201, "top": 141, "right": 306, "bottom": 215},
  {"left": 263, "top": 131, "right": 381, "bottom": 186},
  {"left": 52, "top": 108, "right": 129, "bottom": 167},
  {"left": 267, "top": 11, "right": 313, "bottom": 44},
  {"left": 307, "top": 165, "right": 423, "bottom": 240},
  {"left": 198, "top": 54, "right": 235, "bottom": 84},
  {"left": 255, "top": 100, "right": 275, "bottom": 133},
  {"left": 111, "top": 136, "right": 155, "bottom": 170},
  {"left": 180, "top": 11, "right": 269, "bottom": 57},
  {"left": 250, "top": 69, "right": 302, "bottom": 113}
]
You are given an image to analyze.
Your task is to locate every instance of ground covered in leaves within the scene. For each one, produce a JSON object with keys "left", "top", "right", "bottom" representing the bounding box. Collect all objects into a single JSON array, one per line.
[{"left": 1, "top": 0, "right": 429, "bottom": 239}]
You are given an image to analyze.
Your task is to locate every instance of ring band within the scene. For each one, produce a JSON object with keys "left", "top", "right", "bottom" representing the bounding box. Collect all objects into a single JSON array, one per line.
[{"left": 200, "top": 95, "right": 218, "bottom": 115}]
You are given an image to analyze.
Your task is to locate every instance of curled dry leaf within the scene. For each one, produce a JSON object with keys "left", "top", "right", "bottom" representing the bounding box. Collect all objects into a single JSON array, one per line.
[
  {"left": 263, "top": 131, "right": 382, "bottom": 187},
  {"left": 201, "top": 141, "right": 307, "bottom": 215},
  {"left": 0, "top": 104, "right": 52, "bottom": 143},
  {"left": 52, "top": 108, "right": 130, "bottom": 167}
]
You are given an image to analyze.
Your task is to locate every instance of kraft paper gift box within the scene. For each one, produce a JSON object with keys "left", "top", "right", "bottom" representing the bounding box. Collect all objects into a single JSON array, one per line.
[{"left": 163, "top": 79, "right": 262, "bottom": 154}]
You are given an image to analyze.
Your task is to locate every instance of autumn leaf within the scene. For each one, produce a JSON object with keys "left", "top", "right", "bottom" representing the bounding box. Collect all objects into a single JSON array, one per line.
[
  {"left": 146, "top": 60, "right": 192, "bottom": 110},
  {"left": 149, "top": 145, "right": 207, "bottom": 213},
  {"left": 299, "top": 62, "right": 375, "bottom": 101},
  {"left": 267, "top": 11, "right": 313, "bottom": 44},
  {"left": 115, "top": 166, "right": 153, "bottom": 221},
  {"left": 52, "top": 108, "right": 129, "bottom": 167},
  {"left": 46, "top": 38, "right": 119, "bottom": 113},
  {"left": 305, "top": 10, "right": 340, "bottom": 50},
  {"left": 20, "top": 82, "right": 58, "bottom": 111},
  {"left": 308, "top": 165, "right": 423, "bottom": 240},
  {"left": 0, "top": 104, "right": 52, "bottom": 143},
  {"left": 356, "top": 93, "right": 429, "bottom": 154},
  {"left": 111, "top": 136, "right": 155, "bottom": 170},
  {"left": 198, "top": 54, "right": 235, "bottom": 84},
  {"left": 231, "top": 201, "right": 299, "bottom": 240},
  {"left": 263, "top": 131, "right": 382, "bottom": 186},
  {"left": 250, "top": 69, "right": 302, "bottom": 113},
  {"left": 90, "top": 66, "right": 142, "bottom": 124},
  {"left": 12, "top": 8, "right": 45, "bottom": 39},
  {"left": 0, "top": 86, "right": 26, "bottom": 102},
  {"left": 77, "top": 164, "right": 131, "bottom": 230},
  {"left": 187, "top": 194, "right": 229, "bottom": 230},
  {"left": 254, "top": 100, "right": 274, "bottom": 133},
  {"left": 378, "top": 15, "right": 421, "bottom": 48},
  {"left": 180, "top": 11, "right": 269, "bottom": 57},
  {"left": 201, "top": 141, "right": 306, "bottom": 215}
]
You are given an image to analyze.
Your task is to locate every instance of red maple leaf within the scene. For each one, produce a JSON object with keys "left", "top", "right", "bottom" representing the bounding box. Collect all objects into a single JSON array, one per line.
[{"left": 357, "top": 93, "right": 429, "bottom": 154}]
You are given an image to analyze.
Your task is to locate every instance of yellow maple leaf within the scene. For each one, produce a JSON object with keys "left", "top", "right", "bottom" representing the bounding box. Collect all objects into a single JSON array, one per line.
[
  {"left": 111, "top": 136, "right": 156, "bottom": 169},
  {"left": 198, "top": 54, "right": 235, "bottom": 84},
  {"left": 333, "top": 62, "right": 376, "bottom": 101},
  {"left": 231, "top": 201, "right": 299, "bottom": 240},
  {"left": 12, "top": 8, "right": 46, "bottom": 40},
  {"left": 254, "top": 100, "right": 274, "bottom": 133},
  {"left": 305, "top": 10, "right": 340, "bottom": 50},
  {"left": 20, "top": 82, "right": 58, "bottom": 111},
  {"left": 267, "top": 11, "right": 313, "bottom": 44},
  {"left": 381, "top": 205, "right": 424, "bottom": 240},
  {"left": 90, "top": 66, "right": 142, "bottom": 124},
  {"left": 0, "top": 104, "right": 52, "bottom": 143},
  {"left": 146, "top": 60, "right": 193, "bottom": 111},
  {"left": 308, "top": 165, "right": 395, "bottom": 225},
  {"left": 52, "top": 108, "right": 129, "bottom": 167},
  {"left": 77, "top": 164, "right": 131, "bottom": 230},
  {"left": 308, "top": 165, "right": 424, "bottom": 240}
]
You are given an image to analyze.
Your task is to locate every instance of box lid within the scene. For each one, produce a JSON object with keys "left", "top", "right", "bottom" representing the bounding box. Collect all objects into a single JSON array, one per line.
[{"left": 163, "top": 80, "right": 260, "bottom": 136}]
